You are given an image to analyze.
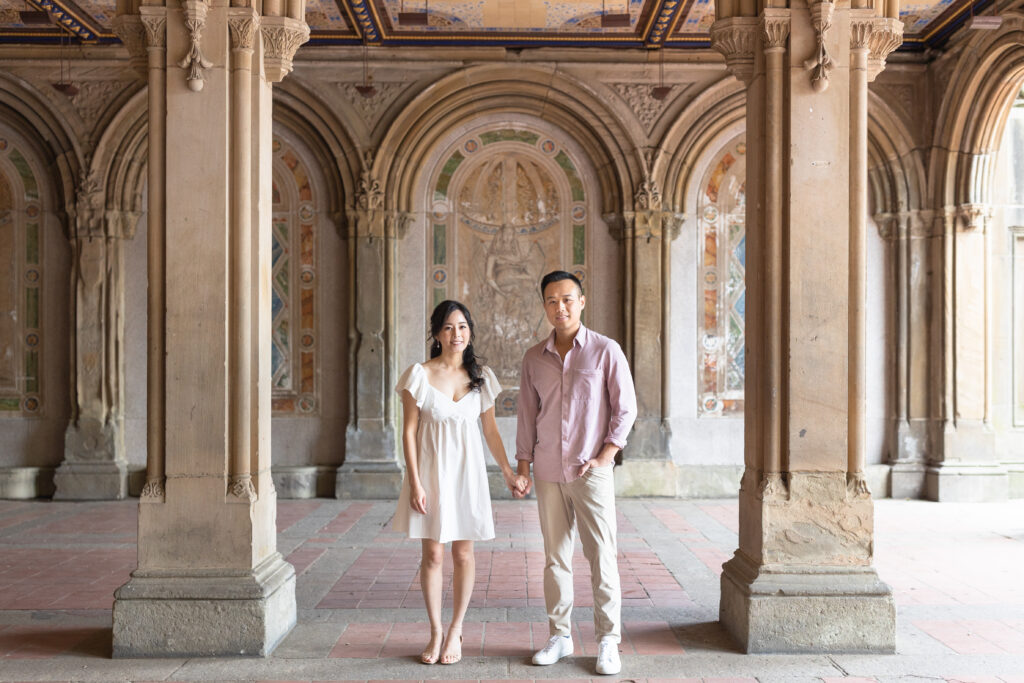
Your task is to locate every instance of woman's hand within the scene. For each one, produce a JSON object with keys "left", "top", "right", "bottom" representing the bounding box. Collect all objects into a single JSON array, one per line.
[
  {"left": 409, "top": 481, "right": 427, "bottom": 514},
  {"left": 503, "top": 470, "right": 531, "bottom": 498}
]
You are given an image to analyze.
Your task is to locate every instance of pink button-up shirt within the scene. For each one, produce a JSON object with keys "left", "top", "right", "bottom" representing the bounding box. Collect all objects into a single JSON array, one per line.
[{"left": 516, "top": 325, "right": 637, "bottom": 483}]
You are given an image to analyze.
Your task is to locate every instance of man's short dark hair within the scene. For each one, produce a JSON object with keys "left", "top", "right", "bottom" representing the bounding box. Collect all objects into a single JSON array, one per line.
[{"left": 540, "top": 270, "right": 584, "bottom": 298}]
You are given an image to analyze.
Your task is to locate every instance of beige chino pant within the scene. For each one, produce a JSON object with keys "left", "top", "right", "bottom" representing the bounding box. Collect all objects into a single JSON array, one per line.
[{"left": 534, "top": 464, "right": 620, "bottom": 642}]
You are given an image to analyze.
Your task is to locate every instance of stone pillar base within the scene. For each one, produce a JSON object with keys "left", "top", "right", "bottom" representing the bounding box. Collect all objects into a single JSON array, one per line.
[
  {"left": 720, "top": 553, "right": 895, "bottom": 654},
  {"left": 112, "top": 553, "right": 296, "bottom": 657},
  {"left": 336, "top": 462, "right": 403, "bottom": 499},
  {"left": 53, "top": 461, "right": 127, "bottom": 500},
  {"left": 926, "top": 464, "right": 1009, "bottom": 502},
  {"left": 890, "top": 461, "right": 928, "bottom": 499},
  {"left": 614, "top": 459, "right": 678, "bottom": 497}
]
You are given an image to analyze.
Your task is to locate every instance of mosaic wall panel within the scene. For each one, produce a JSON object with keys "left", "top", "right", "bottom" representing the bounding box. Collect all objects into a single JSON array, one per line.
[
  {"left": 698, "top": 136, "right": 745, "bottom": 417},
  {"left": 271, "top": 136, "right": 319, "bottom": 415},
  {"left": 0, "top": 136, "right": 42, "bottom": 416},
  {"left": 429, "top": 128, "right": 590, "bottom": 411}
]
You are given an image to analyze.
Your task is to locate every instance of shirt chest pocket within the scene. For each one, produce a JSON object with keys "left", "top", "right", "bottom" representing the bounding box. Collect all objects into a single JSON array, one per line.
[{"left": 572, "top": 368, "right": 604, "bottom": 402}]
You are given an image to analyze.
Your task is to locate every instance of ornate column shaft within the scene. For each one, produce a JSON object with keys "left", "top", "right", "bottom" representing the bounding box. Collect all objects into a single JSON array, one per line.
[
  {"left": 928, "top": 202, "right": 1006, "bottom": 500},
  {"left": 710, "top": 1, "right": 901, "bottom": 654},
  {"left": 112, "top": 0, "right": 307, "bottom": 657},
  {"left": 55, "top": 174, "right": 132, "bottom": 500},
  {"left": 609, "top": 180, "right": 682, "bottom": 496},
  {"left": 336, "top": 151, "right": 404, "bottom": 499}
]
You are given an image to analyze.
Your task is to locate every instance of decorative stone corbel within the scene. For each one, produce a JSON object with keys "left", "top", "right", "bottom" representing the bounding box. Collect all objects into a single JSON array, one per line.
[
  {"left": 178, "top": 0, "right": 212, "bottom": 92},
  {"left": 139, "top": 9, "right": 167, "bottom": 49},
  {"left": 261, "top": 16, "right": 310, "bottom": 83},
  {"left": 804, "top": 0, "right": 835, "bottom": 92},
  {"left": 111, "top": 15, "right": 147, "bottom": 78},
  {"left": 634, "top": 176, "right": 662, "bottom": 212},
  {"left": 709, "top": 17, "right": 761, "bottom": 85},
  {"left": 228, "top": 9, "right": 260, "bottom": 52},
  {"left": 602, "top": 212, "right": 632, "bottom": 241}
]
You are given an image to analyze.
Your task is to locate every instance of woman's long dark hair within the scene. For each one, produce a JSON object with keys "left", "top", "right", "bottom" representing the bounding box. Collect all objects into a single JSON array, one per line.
[{"left": 429, "top": 300, "right": 484, "bottom": 391}]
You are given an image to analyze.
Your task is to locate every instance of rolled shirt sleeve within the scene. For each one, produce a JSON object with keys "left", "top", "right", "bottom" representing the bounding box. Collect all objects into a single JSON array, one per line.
[
  {"left": 603, "top": 341, "right": 637, "bottom": 450},
  {"left": 515, "top": 353, "right": 538, "bottom": 464}
]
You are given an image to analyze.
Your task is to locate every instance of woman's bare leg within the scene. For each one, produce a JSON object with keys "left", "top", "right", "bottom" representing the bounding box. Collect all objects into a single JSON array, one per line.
[
  {"left": 441, "top": 540, "right": 474, "bottom": 663},
  {"left": 420, "top": 539, "right": 445, "bottom": 663}
]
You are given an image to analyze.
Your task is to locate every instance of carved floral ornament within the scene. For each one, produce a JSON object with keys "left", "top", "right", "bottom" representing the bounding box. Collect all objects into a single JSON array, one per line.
[
  {"left": 262, "top": 16, "right": 310, "bottom": 83},
  {"left": 709, "top": 17, "right": 760, "bottom": 85},
  {"left": 179, "top": 0, "right": 213, "bottom": 92},
  {"left": 804, "top": 0, "right": 835, "bottom": 92}
]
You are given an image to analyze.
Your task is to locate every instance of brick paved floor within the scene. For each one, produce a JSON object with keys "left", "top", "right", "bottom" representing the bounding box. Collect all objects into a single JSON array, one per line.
[{"left": 0, "top": 496, "right": 1022, "bottom": 681}]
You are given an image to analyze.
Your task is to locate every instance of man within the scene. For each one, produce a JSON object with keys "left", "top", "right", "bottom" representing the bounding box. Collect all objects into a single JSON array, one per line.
[{"left": 514, "top": 270, "right": 637, "bottom": 675}]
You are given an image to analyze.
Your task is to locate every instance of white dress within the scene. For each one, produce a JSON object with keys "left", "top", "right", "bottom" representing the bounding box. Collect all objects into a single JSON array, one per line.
[{"left": 392, "top": 363, "right": 501, "bottom": 543}]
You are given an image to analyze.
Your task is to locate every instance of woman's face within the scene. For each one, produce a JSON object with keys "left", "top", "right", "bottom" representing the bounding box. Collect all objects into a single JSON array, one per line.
[{"left": 436, "top": 309, "right": 470, "bottom": 355}]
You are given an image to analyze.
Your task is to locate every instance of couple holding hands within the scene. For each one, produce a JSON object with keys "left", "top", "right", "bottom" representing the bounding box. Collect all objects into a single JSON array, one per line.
[{"left": 392, "top": 270, "right": 638, "bottom": 675}]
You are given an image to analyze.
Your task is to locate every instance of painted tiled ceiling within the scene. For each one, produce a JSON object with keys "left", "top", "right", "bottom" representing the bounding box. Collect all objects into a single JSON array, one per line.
[{"left": 0, "top": 0, "right": 999, "bottom": 50}]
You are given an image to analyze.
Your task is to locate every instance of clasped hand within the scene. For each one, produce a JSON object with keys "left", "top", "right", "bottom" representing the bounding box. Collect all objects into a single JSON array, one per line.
[{"left": 504, "top": 470, "right": 532, "bottom": 498}]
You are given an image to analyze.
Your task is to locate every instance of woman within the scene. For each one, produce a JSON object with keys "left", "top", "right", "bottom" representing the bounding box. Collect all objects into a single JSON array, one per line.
[{"left": 393, "top": 300, "right": 529, "bottom": 665}]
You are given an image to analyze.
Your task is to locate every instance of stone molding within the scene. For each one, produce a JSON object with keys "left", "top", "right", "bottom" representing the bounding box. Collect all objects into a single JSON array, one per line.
[
  {"left": 709, "top": 17, "right": 760, "bottom": 85},
  {"left": 603, "top": 210, "right": 683, "bottom": 241},
  {"left": 261, "top": 16, "right": 310, "bottom": 83}
]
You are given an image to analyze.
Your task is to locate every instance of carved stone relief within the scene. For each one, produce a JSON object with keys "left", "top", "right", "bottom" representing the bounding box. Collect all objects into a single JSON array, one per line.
[
  {"left": 609, "top": 82, "right": 687, "bottom": 132},
  {"left": 428, "top": 130, "right": 592, "bottom": 396},
  {"left": 334, "top": 81, "right": 406, "bottom": 130},
  {"left": 68, "top": 81, "right": 132, "bottom": 135}
]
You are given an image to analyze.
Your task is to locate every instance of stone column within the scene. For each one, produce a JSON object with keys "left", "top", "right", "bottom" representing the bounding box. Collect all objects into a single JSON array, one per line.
[
  {"left": 110, "top": 0, "right": 308, "bottom": 657},
  {"left": 928, "top": 203, "right": 1008, "bottom": 500},
  {"left": 336, "top": 151, "right": 405, "bottom": 499},
  {"left": 882, "top": 209, "right": 934, "bottom": 498},
  {"left": 55, "top": 173, "right": 134, "bottom": 500},
  {"left": 709, "top": 0, "right": 901, "bottom": 653},
  {"left": 606, "top": 182, "right": 683, "bottom": 496}
]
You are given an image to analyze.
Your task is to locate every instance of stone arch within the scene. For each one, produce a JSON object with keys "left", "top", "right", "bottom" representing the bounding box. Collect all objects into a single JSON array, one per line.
[
  {"left": 930, "top": 9, "right": 1024, "bottom": 206},
  {"left": 274, "top": 79, "right": 366, "bottom": 230},
  {"left": 659, "top": 77, "right": 746, "bottom": 214},
  {"left": 91, "top": 86, "right": 148, "bottom": 225},
  {"left": 376, "top": 64, "right": 645, "bottom": 214},
  {"left": 867, "top": 92, "right": 927, "bottom": 217},
  {"left": 0, "top": 73, "right": 82, "bottom": 229}
]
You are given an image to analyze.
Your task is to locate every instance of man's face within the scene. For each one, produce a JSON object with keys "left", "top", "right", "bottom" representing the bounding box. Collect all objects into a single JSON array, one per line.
[{"left": 543, "top": 279, "right": 586, "bottom": 334}]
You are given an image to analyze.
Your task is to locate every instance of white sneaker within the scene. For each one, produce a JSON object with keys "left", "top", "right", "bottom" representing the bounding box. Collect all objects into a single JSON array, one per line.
[
  {"left": 595, "top": 636, "right": 621, "bottom": 675},
  {"left": 532, "top": 634, "right": 573, "bottom": 665}
]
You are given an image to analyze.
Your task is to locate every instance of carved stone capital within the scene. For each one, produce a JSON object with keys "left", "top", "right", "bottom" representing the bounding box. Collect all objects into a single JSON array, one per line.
[
  {"left": 228, "top": 8, "right": 260, "bottom": 52},
  {"left": 709, "top": 17, "right": 761, "bottom": 85},
  {"left": 139, "top": 8, "right": 167, "bottom": 49},
  {"left": 866, "top": 17, "right": 904, "bottom": 82},
  {"left": 602, "top": 212, "right": 633, "bottom": 241},
  {"left": 228, "top": 476, "right": 257, "bottom": 501},
  {"left": 957, "top": 203, "right": 992, "bottom": 232},
  {"left": 178, "top": 0, "right": 212, "bottom": 92},
  {"left": 112, "top": 15, "right": 148, "bottom": 77},
  {"left": 261, "top": 15, "right": 310, "bottom": 83},
  {"left": 760, "top": 9, "right": 790, "bottom": 51}
]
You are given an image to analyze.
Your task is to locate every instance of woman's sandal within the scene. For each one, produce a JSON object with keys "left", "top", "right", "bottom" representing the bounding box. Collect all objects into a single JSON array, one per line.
[
  {"left": 421, "top": 634, "right": 443, "bottom": 664},
  {"left": 440, "top": 632, "right": 463, "bottom": 665}
]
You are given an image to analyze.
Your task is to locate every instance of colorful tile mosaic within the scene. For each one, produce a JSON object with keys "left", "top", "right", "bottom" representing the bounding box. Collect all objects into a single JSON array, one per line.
[
  {"left": 271, "top": 137, "right": 319, "bottom": 415},
  {"left": 379, "top": 0, "right": 644, "bottom": 33},
  {"left": 698, "top": 136, "right": 745, "bottom": 417},
  {"left": 0, "top": 137, "right": 42, "bottom": 416}
]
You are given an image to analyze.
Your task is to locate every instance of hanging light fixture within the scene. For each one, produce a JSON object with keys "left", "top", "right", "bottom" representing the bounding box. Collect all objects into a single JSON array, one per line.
[
  {"left": 966, "top": 0, "right": 1002, "bottom": 29},
  {"left": 51, "top": 26, "right": 78, "bottom": 97},
  {"left": 651, "top": 48, "right": 671, "bottom": 100},
  {"left": 19, "top": 0, "right": 51, "bottom": 25},
  {"left": 355, "top": 44, "right": 376, "bottom": 97},
  {"left": 600, "top": 0, "right": 631, "bottom": 28},
  {"left": 398, "top": 0, "right": 429, "bottom": 26}
]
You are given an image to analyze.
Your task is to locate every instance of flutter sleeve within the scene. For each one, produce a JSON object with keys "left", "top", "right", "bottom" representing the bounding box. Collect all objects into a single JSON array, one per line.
[
  {"left": 395, "top": 363, "right": 428, "bottom": 409},
  {"left": 479, "top": 366, "right": 502, "bottom": 414}
]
